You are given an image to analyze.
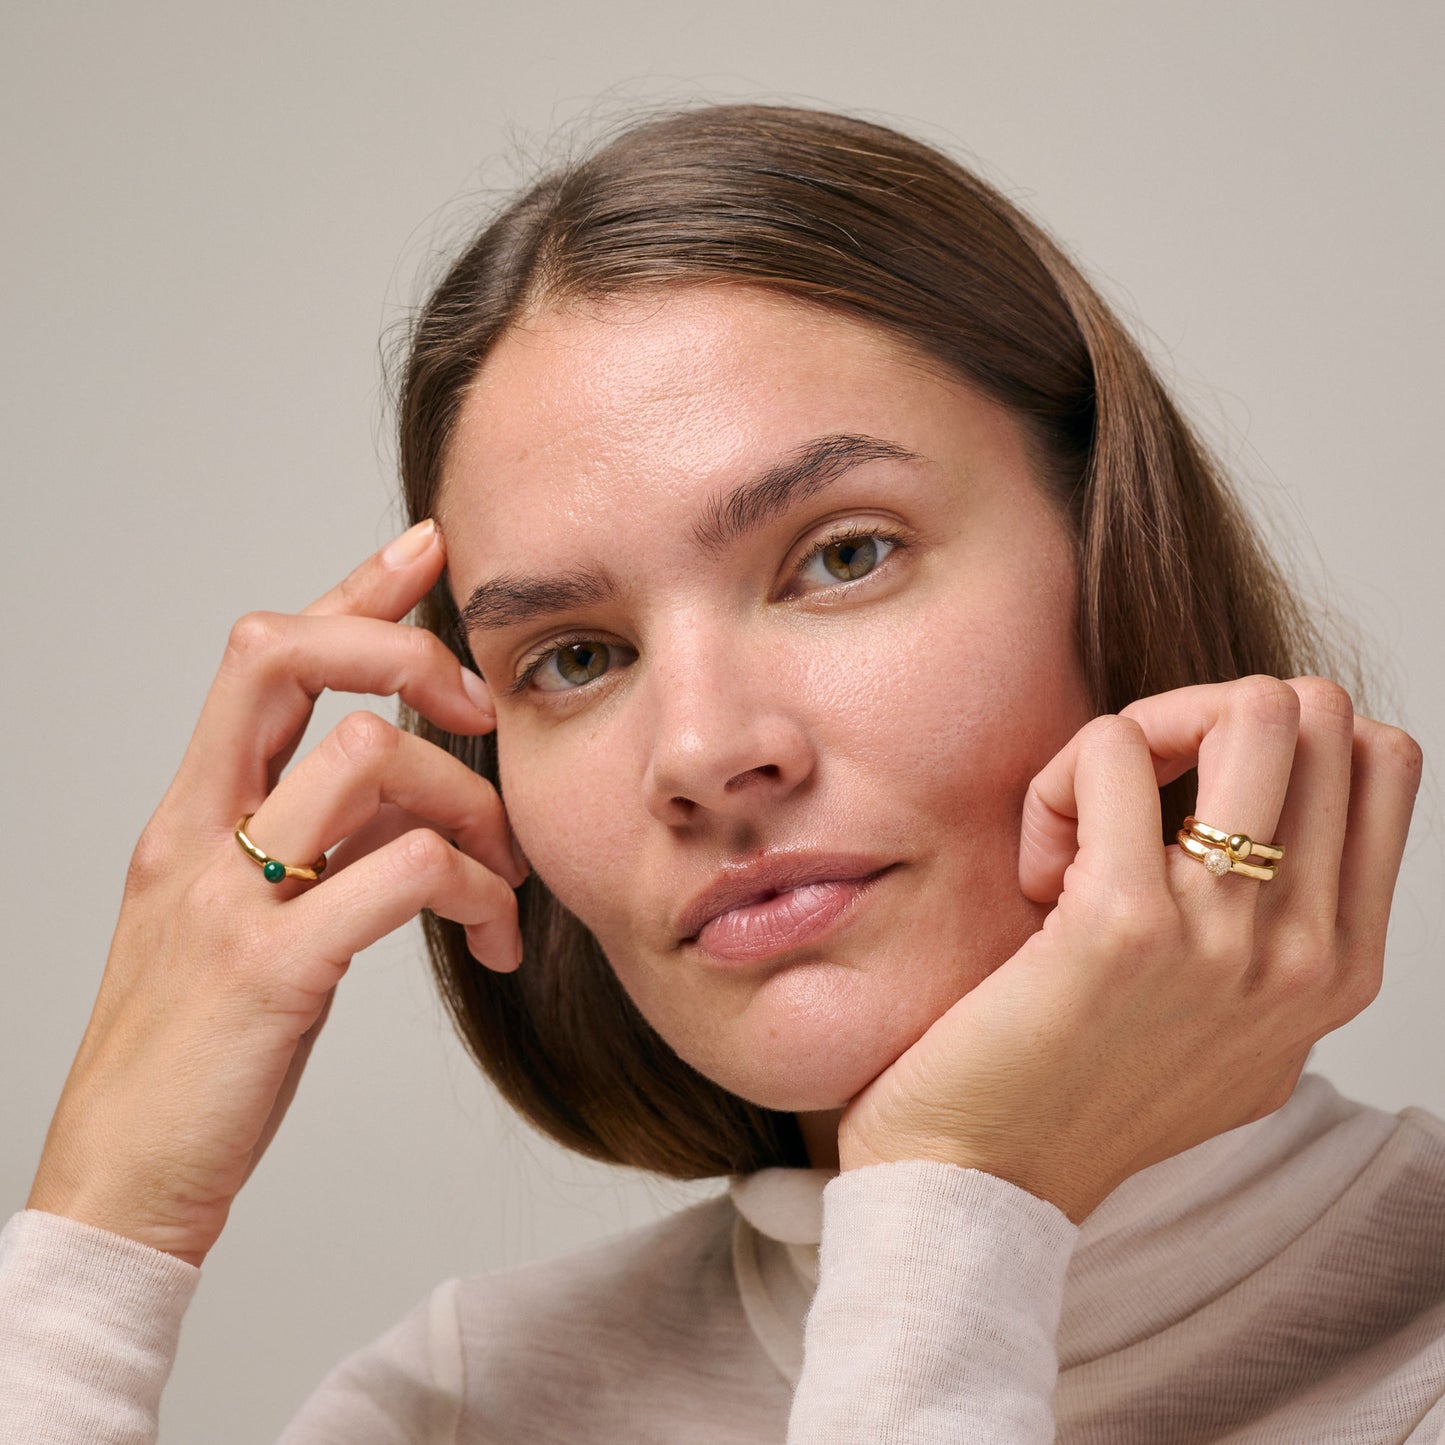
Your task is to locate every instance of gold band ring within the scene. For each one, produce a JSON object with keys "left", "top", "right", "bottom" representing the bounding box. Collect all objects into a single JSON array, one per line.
[
  {"left": 235, "top": 814, "right": 329, "bottom": 884},
  {"left": 1176, "top": 816, "right": 1283, "bottom": 881},
  {"left": 1182, "top": 816, "right": 1285, "bottom": 862}
]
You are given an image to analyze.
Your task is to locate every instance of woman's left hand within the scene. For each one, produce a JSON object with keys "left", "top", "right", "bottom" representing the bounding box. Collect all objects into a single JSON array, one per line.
[{"left": 835, "top": 676, "right": 1423, "bottom": 1223}]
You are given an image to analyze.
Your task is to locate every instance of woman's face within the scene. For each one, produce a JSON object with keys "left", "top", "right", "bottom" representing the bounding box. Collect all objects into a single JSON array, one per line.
[{"left": 439, "top": 285, "right": 1092, "bottom": 1124}]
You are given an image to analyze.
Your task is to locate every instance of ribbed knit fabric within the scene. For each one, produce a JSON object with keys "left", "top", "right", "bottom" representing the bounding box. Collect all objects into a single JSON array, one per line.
[
  {"left": 3, "top": 1072, "right": 1444, "bottom": 1442},
  {"left": 785, "top": 1162, "right": 1077, "bottom": 1441},
  {"left": 0, "top": 1209, "right": 198, "bottom": 1444}
]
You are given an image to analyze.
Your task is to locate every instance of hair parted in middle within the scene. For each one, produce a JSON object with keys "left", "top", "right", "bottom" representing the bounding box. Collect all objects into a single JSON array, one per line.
[{"left": 392, "top": 103, "right": 1329, "bottom": 1180}]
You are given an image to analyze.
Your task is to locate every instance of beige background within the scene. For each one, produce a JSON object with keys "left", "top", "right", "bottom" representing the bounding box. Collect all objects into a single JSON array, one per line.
[{"left": 2, "top": 3, "right": 1441, "bottom": 1439}]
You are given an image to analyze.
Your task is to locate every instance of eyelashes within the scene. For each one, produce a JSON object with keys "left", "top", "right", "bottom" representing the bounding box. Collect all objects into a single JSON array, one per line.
[
  {"left": 510, "top": 524, "right": 909, "bottom": 697},
  {"left": 521, "top": 638, "right": 628, "bottom": 694},
  {"left": 795, "top": 527, "right": 901, "bottom": 588}
]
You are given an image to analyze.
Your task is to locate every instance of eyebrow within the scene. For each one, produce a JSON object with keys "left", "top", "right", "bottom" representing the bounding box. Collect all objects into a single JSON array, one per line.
[
  {"left": 692, "top": 432, "right": 920, "bottom": 551},
  {"left": 454, "top": 431, "right": 921, "bottom": 637}
]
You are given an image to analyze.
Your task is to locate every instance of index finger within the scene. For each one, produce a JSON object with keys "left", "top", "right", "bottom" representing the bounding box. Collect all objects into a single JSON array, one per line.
[
  {"left": 1020, "top": 714, "right": 1168, "bottom": 904},
  {"left": 301, "top": 518, "right": 446, "bottom": 622}
]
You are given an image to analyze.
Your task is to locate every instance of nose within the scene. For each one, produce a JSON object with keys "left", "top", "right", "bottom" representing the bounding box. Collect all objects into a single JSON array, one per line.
[{"left": 641, "top": 626, "right": 817, "bottom": 827}]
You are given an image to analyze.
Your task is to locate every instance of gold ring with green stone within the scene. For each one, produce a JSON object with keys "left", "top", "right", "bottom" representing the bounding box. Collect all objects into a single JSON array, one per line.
[{"left": 234, "top": 814, "right": 328, "bottom": 884}]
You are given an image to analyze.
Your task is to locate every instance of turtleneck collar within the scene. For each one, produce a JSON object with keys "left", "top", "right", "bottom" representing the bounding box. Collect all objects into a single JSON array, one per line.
[{"left": 724, "top": 1072, "right": 1397, "bottom": 1383}]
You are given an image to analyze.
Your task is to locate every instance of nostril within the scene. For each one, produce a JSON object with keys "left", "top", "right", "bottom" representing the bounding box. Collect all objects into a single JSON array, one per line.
[{"left": 726, "top": 764, "right": 782, "bottom": 791}]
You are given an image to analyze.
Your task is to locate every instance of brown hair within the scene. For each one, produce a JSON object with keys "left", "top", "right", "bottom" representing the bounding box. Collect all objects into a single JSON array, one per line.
[{"left": 393, "top": 103, "right": 1327, "bottom": 1178}]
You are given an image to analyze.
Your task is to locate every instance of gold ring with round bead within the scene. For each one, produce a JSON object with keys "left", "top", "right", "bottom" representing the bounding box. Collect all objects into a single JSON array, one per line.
[
  {"left": 1182, "top": 816, "right": 1285, "bottom": 863},
  {"left": 234, "top": 814, "right": 329, "bottom": 884},
  {"left": 1176, "top": 828, "right": 1279, "bottom": 881}
]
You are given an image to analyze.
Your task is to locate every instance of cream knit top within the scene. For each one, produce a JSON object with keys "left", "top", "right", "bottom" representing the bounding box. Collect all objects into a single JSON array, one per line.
[{"left": 3, "top": 1072, "right": 1444, "bottom": 1441}]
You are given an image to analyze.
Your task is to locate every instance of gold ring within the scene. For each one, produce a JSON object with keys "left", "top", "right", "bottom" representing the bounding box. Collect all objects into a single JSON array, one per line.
[
  {"left": 1176, "top": 816, "right": 1283, "bottom": 881},
  {"left": 235, "top": 814, "right": 328, "bottom": 884},
  {"left": 1182, "top": 816, "right": 1285, "bottom": 862}
]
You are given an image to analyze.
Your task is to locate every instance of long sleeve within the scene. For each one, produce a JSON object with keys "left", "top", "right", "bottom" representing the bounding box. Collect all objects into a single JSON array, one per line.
[
  {"left": 0, "top": 1209, "right": 200, "bottom": 1445},
  {"left": 786, "top": 1161, "right": 1080, "bottom": 1443}
]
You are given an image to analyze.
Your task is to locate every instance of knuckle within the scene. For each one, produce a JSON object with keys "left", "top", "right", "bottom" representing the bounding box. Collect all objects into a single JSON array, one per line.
[
  {"left": 1266, "top": 963, "right": 1317, "bottom": 1013},
  {"left": 1231, "top": 675, "right": 1301, "bottom": 731},
  {"left": 329, "top": 709, "right": 398, "bottom": 767},
  {"left": 1110, "top": 903, "right": 1179, "bottom": 960},
  {"left": 1330, "top": 959, "right": 1383, "bottom": 1027},
  {"left": 125, "top": 821, "right": 173, "bottom": 894},
  {"left": 333, "top": 567, "right": 370, "bottom": 613},
  {"left": 1291, "top": 676, "right": 1354, "bottom": 727},
  {"left": 223, "top": 610, "right": 287, "bottom": 668},
  {"left": 1257, "top": 922, "right": 1336, "bottom": 1012},
  {"left": 394, "top": 827, "right": 454, "bottom": 880},
  {"left": 1375, "top": 724, "right": 1424, "bottom": 787},
  {"left": 397, "top": 623, "right": 442, "bottom": 670}
]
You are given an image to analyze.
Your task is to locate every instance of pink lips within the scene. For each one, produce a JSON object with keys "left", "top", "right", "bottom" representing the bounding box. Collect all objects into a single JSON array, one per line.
[{"left": 678, "top": 855, "right": 894, "bottom": 964}]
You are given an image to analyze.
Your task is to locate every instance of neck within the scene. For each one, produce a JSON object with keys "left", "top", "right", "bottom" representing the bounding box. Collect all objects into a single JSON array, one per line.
[{"left": 795, "top": 1106, "right": 845, "bottom": 1169}]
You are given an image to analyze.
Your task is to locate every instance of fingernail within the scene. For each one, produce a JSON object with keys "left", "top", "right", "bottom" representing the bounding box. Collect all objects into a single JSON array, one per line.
[
  {"left": 381, "top": 518, "right": 437, "bottom": 569},
  {"left": 460, "top": 667, "right": 492, "bottom": 714},
  {"left": 508, "top": 829, "right": 530, "bottom": 883}
]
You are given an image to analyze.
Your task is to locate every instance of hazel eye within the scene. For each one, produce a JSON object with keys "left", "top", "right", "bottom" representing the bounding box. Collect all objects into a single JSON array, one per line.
[
  {"left": 532, "top": 640, "right": 615, "bottom": 692},
  {"left": 799, "top": 532, "right": 897, "bottom": 588}
]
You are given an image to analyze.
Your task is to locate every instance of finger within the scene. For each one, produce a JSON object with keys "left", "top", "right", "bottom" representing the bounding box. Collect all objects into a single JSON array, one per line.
[
  {"left": 243, "top": 711, "right": 526, "bottom": 889},
  {"left": 301, "top": 518, "right": 444, "bottom": 621},
  {"left": 287, "top": 826, "right": 522, "bottom": 976},
  {"left": 173, "top": 613, "right": 495, "bottom": 827},
  {"left": 1020, "top": 715, "right": 1168, "bottom": 903},
  {"left": 1121, "top": 678, "right": 1299, "bottom": 897},
  {"left": 1259, "top": 678, "right": 1356, "bottom": 929},
  {"left": 1335, "top": 716, "right": 1423, "bottom": 966},
  {"left": 267, "top": 519, "right": 452, "bottom": 781},
  {"left": 237, "top": 803, "right": 431, "bottom": 901},
  {"left": 312, "top": 801, "right": 440, "bottom": 873}
]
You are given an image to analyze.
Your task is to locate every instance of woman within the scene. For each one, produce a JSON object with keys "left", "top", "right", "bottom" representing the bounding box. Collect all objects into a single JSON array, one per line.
[{"left": 3, "top": 104, "right": 1441, "bottom": 1441}]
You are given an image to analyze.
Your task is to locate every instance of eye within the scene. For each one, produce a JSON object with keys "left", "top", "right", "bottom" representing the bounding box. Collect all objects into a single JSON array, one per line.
[
  {"left": 518, "top": 639, "right": 636, "bottom": 694},
  {"left": 796, "top": 529, "right": 901, "bottom": 589}
]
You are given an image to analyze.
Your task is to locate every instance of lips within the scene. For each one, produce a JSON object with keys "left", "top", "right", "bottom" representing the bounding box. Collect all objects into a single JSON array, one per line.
[{"left": 676, "top": 853, "right": 896, "bottom": 949}]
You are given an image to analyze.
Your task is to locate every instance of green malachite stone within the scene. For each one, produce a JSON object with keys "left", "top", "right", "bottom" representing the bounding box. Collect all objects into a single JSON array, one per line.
[{"left": 263, "top": 859, "right": 286, "bottom": 883}]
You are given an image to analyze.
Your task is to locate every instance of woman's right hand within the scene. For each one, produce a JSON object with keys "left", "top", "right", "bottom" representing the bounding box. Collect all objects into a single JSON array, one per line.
[{"left": 25, "top": 519, "right": 526, "bottom": 1267}]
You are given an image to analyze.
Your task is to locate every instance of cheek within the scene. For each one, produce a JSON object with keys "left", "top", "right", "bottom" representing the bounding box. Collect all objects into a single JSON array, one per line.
[
  {"left": 834, "top": 577, "right": 1088, "bottom": 826},
  {"left": 495, "top": 722, "right": 640, "bottom": 927}
]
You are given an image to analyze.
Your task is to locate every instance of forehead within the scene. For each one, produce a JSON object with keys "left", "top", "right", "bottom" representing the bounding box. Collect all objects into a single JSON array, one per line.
[{"left": 437, "top": 285, "right": 962, "bottom": 530}]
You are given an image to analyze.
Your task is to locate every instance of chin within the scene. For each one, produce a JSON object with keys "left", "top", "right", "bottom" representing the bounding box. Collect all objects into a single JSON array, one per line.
[{"left": 677, "top": 958, "right": 953, "bottom": 1113}]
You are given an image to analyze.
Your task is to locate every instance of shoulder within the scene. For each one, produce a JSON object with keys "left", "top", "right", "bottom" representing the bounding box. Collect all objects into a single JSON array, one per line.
[
  {"left": 279, "top": 1190, "right": 756, "bottom": 1443},
  {"left": 438, "top": 1188, "right": 784, "bottom": 1435},
  {"left": 450, "top": 1189, "right": 742, "bottom": 1352},
  {"left": 1365, "top": 1101, "right": 1445, "bottom": 1268},
  {"left": 1398, "top": 1101, "right": 1445, "bottom": 1156}
]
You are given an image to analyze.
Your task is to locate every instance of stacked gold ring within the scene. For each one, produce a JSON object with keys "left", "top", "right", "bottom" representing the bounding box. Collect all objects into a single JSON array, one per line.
[{"left": 1176, "top": 815, "right": 1284, "bottom": 881}]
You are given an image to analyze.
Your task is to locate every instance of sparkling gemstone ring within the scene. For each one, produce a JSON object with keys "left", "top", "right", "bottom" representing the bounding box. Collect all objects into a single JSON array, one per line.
[{"left": 1176, "top": 816, "right": 1283, "bottom": 882}]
